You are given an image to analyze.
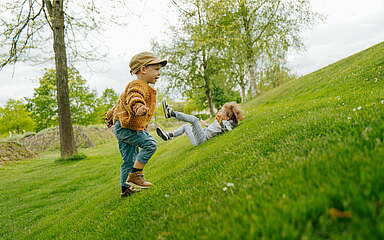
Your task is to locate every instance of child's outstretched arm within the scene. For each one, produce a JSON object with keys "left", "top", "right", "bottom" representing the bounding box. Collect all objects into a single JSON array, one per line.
[{"left": 124, "top": 83, "right": 147, "bottom": 116}]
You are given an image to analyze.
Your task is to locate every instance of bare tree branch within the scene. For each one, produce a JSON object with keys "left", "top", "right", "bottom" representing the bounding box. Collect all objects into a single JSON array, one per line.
[
  {"left": 1, "top": 0, "right": 44, "bottom": 69},
  {"left": 171, "top": 0, "right": 193, "bottom": 16},
  {"left": 43, "top": 0, "right": 53, "bottom": 18},
  {"left": 42, "top": 1, "right": 53, "bottom": 31}
]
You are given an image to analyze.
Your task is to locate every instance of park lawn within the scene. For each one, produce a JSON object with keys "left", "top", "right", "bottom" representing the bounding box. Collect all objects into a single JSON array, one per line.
[{"left": 0, "top": 42, "right": 384, "bottom": 239}]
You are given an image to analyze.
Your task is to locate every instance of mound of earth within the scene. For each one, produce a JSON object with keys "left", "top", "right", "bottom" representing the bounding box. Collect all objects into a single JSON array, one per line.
[
  {"left": 0, "top": 141, "right": 37, "bottom": 164},
  {"left": 20, "top": 125, "right": 115, "bottom": 153}
]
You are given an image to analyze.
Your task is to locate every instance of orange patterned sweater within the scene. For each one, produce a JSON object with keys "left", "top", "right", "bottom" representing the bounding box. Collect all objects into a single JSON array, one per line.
[{"left": 112, "top": 79, "right": 156, "bottom": 130}]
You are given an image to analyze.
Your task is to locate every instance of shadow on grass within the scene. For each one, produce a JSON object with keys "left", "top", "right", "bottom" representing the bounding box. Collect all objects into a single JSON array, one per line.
[{"left": 55, "top": 153, "right": 87, "bottom": 164}]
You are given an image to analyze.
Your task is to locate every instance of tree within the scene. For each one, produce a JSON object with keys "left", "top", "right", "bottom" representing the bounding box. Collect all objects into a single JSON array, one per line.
[
  {"left": 0, "top": 0, "right": 126, "bottom": 157},
  {"left": 0, "top": 99, "right": 36, "bottom": 135},
  {"left": 153, "top": 0, "right": 228, "bottom": 116},
  {"left": 216, "top": 0, "right": 320, "bottom": 97},
  {"left": 26, "top": 68, "right": 97, "bottom": 131},
  {"left": 156, "top": 0, "right": 320, "bottom": 111}
]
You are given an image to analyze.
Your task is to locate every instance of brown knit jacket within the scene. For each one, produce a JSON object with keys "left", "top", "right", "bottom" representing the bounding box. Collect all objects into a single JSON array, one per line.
[{"left": 109, "top": 79, "right": 156, "bottom": 130}]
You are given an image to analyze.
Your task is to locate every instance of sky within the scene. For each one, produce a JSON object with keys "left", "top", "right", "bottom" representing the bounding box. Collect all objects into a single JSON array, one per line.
[{"left": 0, "top": 0, "right": 383, "bottom": 107}]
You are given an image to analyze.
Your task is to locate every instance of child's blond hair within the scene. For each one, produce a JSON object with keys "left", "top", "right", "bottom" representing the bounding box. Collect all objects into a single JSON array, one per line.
[{"left": 222, "top": 102, "right": 244, "bottom": 124}]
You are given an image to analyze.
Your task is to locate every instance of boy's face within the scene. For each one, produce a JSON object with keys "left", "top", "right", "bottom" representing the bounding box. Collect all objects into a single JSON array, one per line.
[{"left": 139, "top": 64, "right": 162, "bottom": 84}]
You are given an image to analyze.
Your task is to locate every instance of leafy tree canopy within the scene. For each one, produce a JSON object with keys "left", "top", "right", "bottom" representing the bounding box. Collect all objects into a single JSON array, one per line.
[
  {"left": 26, "top": 68, "right": 97, "bottom": 131},
  {"left": 0, "top": 99, "right": 35, "bottom": 135}
]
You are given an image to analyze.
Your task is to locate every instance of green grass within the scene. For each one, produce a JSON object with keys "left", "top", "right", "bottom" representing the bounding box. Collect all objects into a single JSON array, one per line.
[{"left": 1, "top": 42, "right": 384, "bottom": 239}]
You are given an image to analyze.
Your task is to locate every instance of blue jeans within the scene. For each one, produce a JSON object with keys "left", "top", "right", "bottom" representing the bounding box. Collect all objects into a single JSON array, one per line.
[{"left": 114, "top": 121, "right": 157, "bottom": 187}]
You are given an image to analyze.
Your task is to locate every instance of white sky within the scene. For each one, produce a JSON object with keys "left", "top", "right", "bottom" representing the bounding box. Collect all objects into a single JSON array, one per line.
[{"left": 0, "top": 0, "right": 383, "bottom": 107}]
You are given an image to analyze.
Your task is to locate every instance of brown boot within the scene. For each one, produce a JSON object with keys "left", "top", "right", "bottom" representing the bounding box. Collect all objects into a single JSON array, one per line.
[{"left": 127, "top": 171, "right": 153, "bottom": 189}]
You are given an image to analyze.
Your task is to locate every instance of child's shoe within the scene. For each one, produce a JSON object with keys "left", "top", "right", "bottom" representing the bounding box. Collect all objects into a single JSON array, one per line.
[
  {"left": 127, "top": 171, "right": 153, "bottom": 189},
  {"left": 120, "top": 186, "right": 136, "bottom": 197},
  {"left": 162, "top": 100, "right": 173, "bottom": 118},
  {"left": 156, "top": 127, "right": 171, "bottom": 141}
]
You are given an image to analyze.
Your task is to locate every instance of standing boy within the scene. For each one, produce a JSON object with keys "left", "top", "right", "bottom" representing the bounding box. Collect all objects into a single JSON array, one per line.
[{"left": 107, "top": 52, "right": 167, "bottom": 197}]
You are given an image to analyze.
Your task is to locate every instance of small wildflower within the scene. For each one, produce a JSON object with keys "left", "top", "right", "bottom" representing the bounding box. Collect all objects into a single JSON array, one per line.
[
  {"left": 164, "top": 194, "right": 170, "bottom": 198},
  {"left": 381, "top": 100, "right": 384, "bottom": 104},
  {"left": 222, "top": 187, "right": 228, "bottom": 192},
  {"left": 347, "top": 116, "right": 352, "bottom": 120},
  {"left": 353, "top": 108, "right": 356, "bottom": 111},
  {"left": 226, "top": 182, "right": 235, "bottom": 187},
  {"left": 357, "top": 106, "right": 362, "bottom": 110}
]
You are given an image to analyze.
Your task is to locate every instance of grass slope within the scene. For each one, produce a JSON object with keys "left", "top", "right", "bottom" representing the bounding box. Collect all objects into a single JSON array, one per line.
[{"left": 1, "top": 42, "right": 384, "bottom": 239}]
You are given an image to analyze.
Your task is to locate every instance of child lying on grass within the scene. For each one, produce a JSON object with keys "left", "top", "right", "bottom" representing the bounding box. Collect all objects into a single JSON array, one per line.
[{"left": 156, "top": 100, "right": 244, "bottom": 146}]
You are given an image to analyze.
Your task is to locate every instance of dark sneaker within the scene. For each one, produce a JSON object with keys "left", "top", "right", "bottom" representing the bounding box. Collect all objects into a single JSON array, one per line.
[
  {"left": 162, "top": 100, "right": 173, "bottom": 118},
  {"left": 127, "top": 171, "right": 153, "bottom": 189},
  {"left": 156, "top": 127, "right": 170, "bottom": 141},
  {"left": 120, "top": 186, "right": 136, "bottom": 197}
]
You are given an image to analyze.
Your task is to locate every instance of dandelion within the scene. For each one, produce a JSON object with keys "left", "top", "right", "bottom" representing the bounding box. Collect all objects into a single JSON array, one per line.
[
  {"left": 381, "top": 100, "right": 384, "bottom": 104},
  {"left": 222, "top": 187, "right": 228, "bottom": 192},
  {"left": 226, "top": 182, "right": 235, "bottom": 187},
  {"left": 357, "top": 106, "right": 362, "bottom": 110}
]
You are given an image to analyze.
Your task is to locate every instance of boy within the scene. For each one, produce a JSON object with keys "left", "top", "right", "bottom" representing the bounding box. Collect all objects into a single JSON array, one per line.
[
  {"left": 157, "top": 101, "right": 244, "bottom": 146},
  {"left": 107, "top": 52, "right": 167, "bottom": 197}
]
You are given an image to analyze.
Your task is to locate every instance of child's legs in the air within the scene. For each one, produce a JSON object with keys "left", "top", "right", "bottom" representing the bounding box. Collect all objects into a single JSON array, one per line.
[
  {"left": 174, "top": 111, "right": 207, "bottom": 145},
  {"left": 173, "top": 124, "right": 198, "bottom": 146}
]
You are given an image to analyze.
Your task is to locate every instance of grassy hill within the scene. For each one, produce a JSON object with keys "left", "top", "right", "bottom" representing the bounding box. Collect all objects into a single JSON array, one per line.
[{"left": 1, "top": 42, "right": 383, "bottom": 239}]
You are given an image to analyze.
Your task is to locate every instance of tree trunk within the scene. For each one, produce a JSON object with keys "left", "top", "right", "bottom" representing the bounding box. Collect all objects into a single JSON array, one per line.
[
  {"left": 248, "top": 63, "right": 258, "bottom": 97},
  {"left": 238, "top": 71, "right": 247, "bottom": 102},
  {"left": 240, "top": 84, "right": 246, "bottom": 103},
  {"left": 203, "top": 75, "right": 215, "bottom": 117},
  {"left": 206, "top": 88, "right": 215, "bottom": 117},
  {"left": 52, "top": 0, "right": 77, "bottom": 157}
]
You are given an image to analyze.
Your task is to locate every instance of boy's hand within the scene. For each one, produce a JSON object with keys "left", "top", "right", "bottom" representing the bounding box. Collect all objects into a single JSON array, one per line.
[
  {"left": 136, "top": 105, "right": 149, "bottom": 116},
  {"left": 200, "top": 120, "right": 209, "bottom": 127}
]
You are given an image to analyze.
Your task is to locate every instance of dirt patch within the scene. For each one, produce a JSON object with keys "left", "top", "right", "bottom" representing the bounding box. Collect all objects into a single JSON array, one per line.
[{"left": 0, "top": 141, "right": 37, "bottom": 164}]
